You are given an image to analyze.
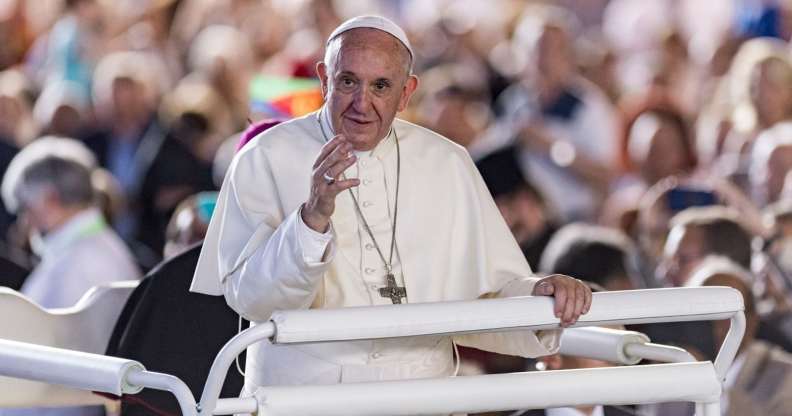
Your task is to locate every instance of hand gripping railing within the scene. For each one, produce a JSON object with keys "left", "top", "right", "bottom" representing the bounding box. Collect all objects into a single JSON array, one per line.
[
  {"left": 0, "top": 287, "right": 744, "bottom": 416},
  {"left": 197, "top": 287, "right": 744, "bottom": 416}
]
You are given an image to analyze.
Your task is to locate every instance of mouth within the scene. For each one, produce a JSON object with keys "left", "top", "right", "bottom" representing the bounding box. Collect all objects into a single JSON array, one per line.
[{"left": 343, "top": 116, "right": 375, "bottom": 128}]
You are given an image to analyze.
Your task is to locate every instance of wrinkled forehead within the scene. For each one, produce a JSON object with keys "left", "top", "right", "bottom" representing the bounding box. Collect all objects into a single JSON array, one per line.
[{"left": 326, "top": 28, "right": 412, "bottom": 75}]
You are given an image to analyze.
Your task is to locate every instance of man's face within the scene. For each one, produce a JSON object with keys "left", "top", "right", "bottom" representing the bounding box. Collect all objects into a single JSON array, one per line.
[
  {"left": 751, "top": 60, "right": 792, "bottom": 126},
  {"left": 660, "top": 225, "right": 707, "bottom": 287},
  {"left": 317, "top": 29, "right": 418, "bottom": 151},
  {"left": 19, "top": 190, "right": 55, "bottom": 235},
  {"left": 112, "top": 77, "right": 149, "bottom": 123}
]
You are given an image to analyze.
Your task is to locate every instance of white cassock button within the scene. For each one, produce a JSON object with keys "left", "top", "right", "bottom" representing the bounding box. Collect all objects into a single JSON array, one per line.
[
  {"left": 362, "top": 201, "right": 373, "bottom": 207},
  {"left": 368, "top": 283, "right": 377, "bottom": 290},
  {"left": 363, "top": 179, "right": 372, "bottom": 186},
  {"left": 365, "top": 243, "right": 374, "bottom": 251},
  {"left": 370, "top": 352, "right": 382, "bottom": 359},
  {"left": 365, "top": 267, "right": 376, "bottom": 275},
  {"left": 360, "top": 160, "right": 368, "bottom": 167}
]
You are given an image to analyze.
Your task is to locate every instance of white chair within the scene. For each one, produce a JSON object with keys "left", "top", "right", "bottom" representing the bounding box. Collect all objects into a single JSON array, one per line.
[{"left": 0, "top": 280, "right": 138, "bottom": 407}]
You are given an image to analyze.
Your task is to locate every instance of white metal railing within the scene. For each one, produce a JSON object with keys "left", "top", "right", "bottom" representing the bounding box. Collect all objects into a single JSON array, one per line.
[{"left": 0, "top": 287, "right": 744, "bottom": 416}]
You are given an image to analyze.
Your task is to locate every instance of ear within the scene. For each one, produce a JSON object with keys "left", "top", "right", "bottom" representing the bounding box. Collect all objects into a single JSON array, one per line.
[
  {"left": 397, "top": 74, "right": 419, "bottom": 112},
  {"left": 316, "top": 61, "right": 329, "bottom": 99}
]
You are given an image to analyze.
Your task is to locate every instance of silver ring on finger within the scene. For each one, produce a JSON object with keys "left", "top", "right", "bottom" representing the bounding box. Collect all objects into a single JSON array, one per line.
[{"left": 322, "top": 172, "right": 336, "bottom": 185}]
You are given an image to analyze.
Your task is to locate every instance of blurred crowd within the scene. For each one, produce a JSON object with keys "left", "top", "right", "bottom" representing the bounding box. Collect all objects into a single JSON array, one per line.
[{"left": 2, "top": 0, "right": 792, "bottom": 415}]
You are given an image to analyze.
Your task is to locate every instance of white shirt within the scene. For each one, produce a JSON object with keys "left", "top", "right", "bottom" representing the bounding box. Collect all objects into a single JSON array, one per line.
[
  {"left": 192, "top": 109, "right": 560, "bottom": 393},
  {"left": 22, "top": 208, "right": 140, "bottom": 308}
]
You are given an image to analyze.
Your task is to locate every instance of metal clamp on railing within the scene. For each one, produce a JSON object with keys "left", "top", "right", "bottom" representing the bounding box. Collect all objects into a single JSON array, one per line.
[
  {"left": 559, "top": 327, "right": 696, "bottom": 364},
  {"left": 198, "top": 287, "right": 745, "bottom": 416}
]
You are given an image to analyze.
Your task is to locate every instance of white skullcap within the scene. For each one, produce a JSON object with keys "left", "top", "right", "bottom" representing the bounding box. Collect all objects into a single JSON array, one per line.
[{"left": 327, "top": 15, "right": 414, "bottom": 61}]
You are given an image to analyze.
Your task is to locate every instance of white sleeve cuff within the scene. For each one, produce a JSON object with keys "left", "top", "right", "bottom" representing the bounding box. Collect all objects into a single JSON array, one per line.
[{"left": 297, "top": 206, "right": 334, "bottom": 265}]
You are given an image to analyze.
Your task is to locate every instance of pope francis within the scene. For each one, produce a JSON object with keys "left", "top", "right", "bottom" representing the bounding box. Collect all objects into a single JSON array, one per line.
[{"left": 191, "top": 15, "right": 592, "bottom": 398}]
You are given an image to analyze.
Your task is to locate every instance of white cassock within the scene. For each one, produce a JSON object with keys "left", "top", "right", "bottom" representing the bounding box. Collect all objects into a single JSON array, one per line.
[{"left": 191, "top": 108, "right": 560, "bottom": 395}]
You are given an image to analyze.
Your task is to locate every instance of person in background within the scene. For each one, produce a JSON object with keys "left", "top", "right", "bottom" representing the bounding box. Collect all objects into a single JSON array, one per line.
[
  {"left": 637, "top": 204, "right": 752, "bottom": 358},
  {"left": 416, "top": 63, "right": 493, "bottom": 149},
  {"left": 0, "top": 70, "right": 36, "bottom": 242},
  {"left": 1, "top": 137, "right": 140, "bottom": 309},
  {"left": 618, "top": 103, "right": 697, "bottom": 189},
  {"left": 602, "top": 101, "right": 698, "bottom": 240},
  {"left": 84, "top": 50, "right": 165, "bottom": 240},
  {"left": 0, "top": 137, "right": 140, "bottom": 416},
  {"left": 539, "top": 223, "right": 637, "bottom": 291},
  {"left": 749, "top": 122, "right": 792, "bottom": 207},
  {"left": 32, "top": 80, "right": 91, "bottom": 139},
  {"left": 28, "top": 0, "right": 104, "bottom": 93},
  {"left": 476, "top": 145, "right": 559, "bottom": 268},
  {"left": 659, "top": 206, "right": 753, "bottom": 288},
  {"left": 487, "top": 4, "right": 618, "bottom": 221},
  {"left": 720, "top": 50, "right": 792, "bottom": 192},
  {"left": 162, "top": 191, "right": 217, "bottom": 260},
  {"left": 633, "top": 175, "right": 765, "bottom": 288},
  {"left": 645, "top": 256, "right": 792, "bottom": 416},
  {"left": 136, "top": 106, "right": 218, "bottom": 256}
]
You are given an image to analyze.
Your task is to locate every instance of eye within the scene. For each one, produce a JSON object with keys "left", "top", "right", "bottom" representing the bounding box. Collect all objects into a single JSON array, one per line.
[
  {"left": 340, "top": 77, "right": 356, "bottom": 88},
  {"left": 373, "top": 80, "right": 391, "bottom": 92}
]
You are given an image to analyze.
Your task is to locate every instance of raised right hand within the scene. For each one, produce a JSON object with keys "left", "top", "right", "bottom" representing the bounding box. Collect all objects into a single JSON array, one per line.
[{"left": 301, "top": 135, "right": 360, "bottom": 232}]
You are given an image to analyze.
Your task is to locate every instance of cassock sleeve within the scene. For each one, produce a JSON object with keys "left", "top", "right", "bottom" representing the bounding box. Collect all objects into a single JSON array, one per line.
[
  {"left": 450, "top": 149, "right": 561, "bottom": 358},
  {"left": 216, "top": 147, "right": 336, "bottom": 323}
]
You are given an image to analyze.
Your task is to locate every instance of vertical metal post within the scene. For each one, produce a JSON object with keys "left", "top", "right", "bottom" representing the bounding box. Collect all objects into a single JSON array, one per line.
[
  {"left": 198, "top": 321, "right": 275, "bottom": 414},
  {"left": 697, "top": 401, "right": 720, "bottom": 416}
]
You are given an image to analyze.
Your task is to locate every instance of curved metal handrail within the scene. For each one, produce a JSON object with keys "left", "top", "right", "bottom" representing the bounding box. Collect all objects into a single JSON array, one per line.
[{"left": 197, "top": 287, "right": 745, "bottom": 415}]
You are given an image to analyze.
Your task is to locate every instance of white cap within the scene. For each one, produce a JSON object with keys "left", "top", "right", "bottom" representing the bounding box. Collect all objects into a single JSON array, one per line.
[{"left": 327, "top": 15, "right": 414, "bottom": 62}]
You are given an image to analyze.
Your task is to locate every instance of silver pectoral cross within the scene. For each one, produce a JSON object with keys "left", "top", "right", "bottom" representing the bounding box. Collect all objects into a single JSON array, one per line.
[{"left": 378, "top": 273, "right": 407, "bottom": 304}]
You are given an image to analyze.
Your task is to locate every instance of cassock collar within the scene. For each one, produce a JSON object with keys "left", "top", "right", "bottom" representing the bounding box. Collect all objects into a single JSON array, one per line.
[{"left": 317, "top": 106, "right": 396, "bottom": 162}]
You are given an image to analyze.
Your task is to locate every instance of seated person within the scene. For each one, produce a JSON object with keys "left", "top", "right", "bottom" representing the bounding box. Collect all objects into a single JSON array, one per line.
[
  {"left": 539, "top": 223, "right": 638, "bottom": 291},
  {"left": 476, "top": 145, "right": 559, "bottom": 267},
  {"left": 1, "top": 137, "right": 140, "bottom": 309},
  {"left": 660, "top": 206, "right": 753, "bottom": 287},
  {"left": 645, "top": 256, "right": 792, "bottom": 416}
]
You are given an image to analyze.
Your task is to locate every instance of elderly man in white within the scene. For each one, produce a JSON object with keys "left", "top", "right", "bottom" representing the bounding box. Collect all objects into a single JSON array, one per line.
[
  {"left": 0, "top": 137, "right": 140, "bottom": 416},
  {"left": 192, "top": 15, "right": 592, "bottom": 399},
  {"left": 2, "top": 137, "right": 140, "bottom": 309}
]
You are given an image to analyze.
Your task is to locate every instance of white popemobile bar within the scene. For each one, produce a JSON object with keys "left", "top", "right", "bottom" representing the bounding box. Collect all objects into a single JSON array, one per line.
[{"left": 0, "top": 287, "right": 744, "bottom": 416}]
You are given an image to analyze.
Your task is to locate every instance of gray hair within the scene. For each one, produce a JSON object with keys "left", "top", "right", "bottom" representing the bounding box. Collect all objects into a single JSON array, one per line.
[
  {"left": 1, "top": 136, "right": 97, "bottom": 212},
  {"left": 13, "top": 156, "right": 96, "bottom": 210}
]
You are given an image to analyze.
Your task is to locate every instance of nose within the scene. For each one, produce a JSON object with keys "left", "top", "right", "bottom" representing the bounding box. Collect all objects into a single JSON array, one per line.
[{"left": 351, "top": 86, "right": 372, "bottom": 113}]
